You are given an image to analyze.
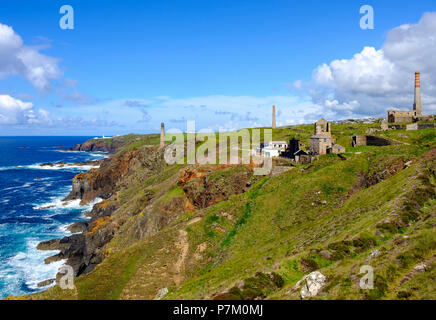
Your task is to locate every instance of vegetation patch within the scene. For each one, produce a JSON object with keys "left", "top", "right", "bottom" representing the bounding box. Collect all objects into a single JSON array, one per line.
[{"left": 213, "top": 272, "right": 284, "bottom": 300}]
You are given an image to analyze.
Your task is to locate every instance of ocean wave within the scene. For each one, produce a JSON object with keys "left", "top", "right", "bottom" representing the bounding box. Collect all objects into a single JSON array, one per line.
[
  {"left": 0, "top": 140, "right": 109, "bottom": 298},
  {"left": 56, "top": 149, "right": 108, "bottom": 156},
  {"left": 33, "top": 177, "right": 53, "bottom": 181},
  {"left": 27, "top": 163, "right": 100, "bottom": 171},
  {"left": 1, "top": 239, "right": 66, "bottom": 294},
  {"left": 55, "top": 150, "right": 90, "bottom": 153},
  {"left": 34, "top": 195, "right": 103, "bottom": 212},
  {"left": 57, "top": 224, "right": 71, "bottom": 234},
  {"left": 2, "top": 182, "right": 33, "bottom": 191},
  {"left": 0, "top": 163, "right": 99, "bottom": 172},
  {"left": 88, "top": 153, "right": 109, "bottom": 158},
  {"left": 34, "top": 198, "right": 82, "bottom": 211}
]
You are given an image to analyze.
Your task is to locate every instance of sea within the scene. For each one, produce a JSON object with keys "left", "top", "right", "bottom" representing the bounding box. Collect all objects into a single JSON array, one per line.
[{"left": 0, "top": 136, "right": 107, "bottom": 299}]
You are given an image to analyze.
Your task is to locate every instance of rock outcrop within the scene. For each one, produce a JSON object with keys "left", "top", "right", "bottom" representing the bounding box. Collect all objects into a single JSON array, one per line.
[
  {"left": 179, "top": 165, "right": 256, "bottom": 209},
  {"left": 39, "top": 203, "right": 120, "bottom": 276},
  {"left": 298, "top": 271, "right": 327, "bottom": 299},
  {"left": 153, "top": 288, "right": 169, "bottom": 300},
  {"left": 69, "top": 139, "right": 119, "bottom": 154},
  {"left": 68, "top": 134, "right": 153, "bottom": 154},
  {"left": 64, "top": 146, "right": 165, "bottom": 204}
]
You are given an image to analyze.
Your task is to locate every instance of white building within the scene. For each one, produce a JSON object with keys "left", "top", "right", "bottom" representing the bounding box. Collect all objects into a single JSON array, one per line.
[{"left": 261, "top": 141, "right": 288, "bottom": 158}]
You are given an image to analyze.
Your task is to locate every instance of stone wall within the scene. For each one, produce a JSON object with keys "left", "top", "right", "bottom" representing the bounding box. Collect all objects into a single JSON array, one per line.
[
  {"left": 407, "top": 123, "right": 435, "bottom": 130},
  {"left": 387, "top": 110, "right": 415, "bottom": 123},
  {"left": 352, "top": 135, "right": 393, "bottom": 147}
]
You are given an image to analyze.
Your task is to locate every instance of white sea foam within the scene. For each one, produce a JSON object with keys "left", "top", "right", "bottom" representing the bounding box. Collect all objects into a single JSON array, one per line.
[
  {"left": 27, "top": 163, "right": 100, "bottom": 171},
  {"left": 0, "top": 145, "right": 109, "bottom": 298},
  {"left": 56, "top": 149, "right": 108, "bottom": 157},
  {"left": 0, "top": 165, "right": 22, "bottom": 171},
  {"left": 0, "top": 149, "right": 107, "bottom": 297},
  {"left": 34, "top": 194, "right": 103, "bottom": 215},
  {"left": 13, "top": 252, "right": 27, "bottom": 260},
  {"left": 33, "top": 177, "right": 53, "bottom": 181},
  {"left": 88, "top": 197, "right": 103, "bottom": 206},
  {"left": 57, "top": 223, "right": 73, "bottom": 235},
  {"left": 55, "top": 150, "right": 90, "bottom": 153},
  {"left": 5, "top": 239, "right": 66, "bottom": 292},
  {"left": 2, "top": 182, "right": 33, "bottom": 191},
  {"left": 0, "top": 163, "right": 100, "bottom": 172},
  {"left": 89, "top": 153, "right": 109, "bottom": 159},
  {"left": 34, "top": 198, "right": 82, "bottom": 211}
]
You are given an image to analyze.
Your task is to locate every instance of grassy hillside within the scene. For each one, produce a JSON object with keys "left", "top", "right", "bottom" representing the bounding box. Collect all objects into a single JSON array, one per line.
[{"left": 14, "top": 121, "right": 436, "bottom": 300}]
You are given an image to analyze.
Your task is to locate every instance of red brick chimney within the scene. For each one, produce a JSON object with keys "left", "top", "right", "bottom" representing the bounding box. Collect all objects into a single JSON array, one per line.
[{"left": 413, "top": 72, "right": 422, "bottom": 116}]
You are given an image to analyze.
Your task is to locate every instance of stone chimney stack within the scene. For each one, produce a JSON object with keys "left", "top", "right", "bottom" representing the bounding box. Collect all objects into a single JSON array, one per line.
[
  {"left": 413, "top": 72, "right": 423, "bottom": 116},
  {"left": 160, "top": 122, "right": 165, "bottom": 147},
  {"left": 272, "top": 105, "right": 276, "bottom": 129}
]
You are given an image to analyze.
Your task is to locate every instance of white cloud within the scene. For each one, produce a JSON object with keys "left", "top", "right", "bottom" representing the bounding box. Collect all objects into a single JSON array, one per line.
[
  {"left": 293, "top": 80, "right": 303, "bottom": 91},
  {"left": 49, "top": 95, "right": 320, "bottom": 134},
  {"left": 0, "top": 22, "right": 62, "bottom": 91},
  {"left": 384, "top": 12, "right": 436, "bottom": 73},
  {"left": 0, "top": 94, "right": 51, "bottom": 125},
  {"left": 307, "top": 12, "right": 436, "bottom": 119},
  {"left": 154, "top": 95, "right": 320, "bottom": 129},
  {"left": 0, "top": 94, "right": 122, "bottom": 131}
]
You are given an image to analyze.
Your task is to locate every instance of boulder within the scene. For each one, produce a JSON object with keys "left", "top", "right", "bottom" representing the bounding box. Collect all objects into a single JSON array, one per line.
[
  {"left": 413, "top": 263, "right": 427, "bottom": 273},
  {"left": 37, "top": 279, "right": 55, "bottom": 288},
  {"left": 369, "top": 249, "right": 380, "bottom": 259},
  {"left": 154, "top": 287, "right": 168, "bottom": 300},
  {"left": 44, "top": 253, "right": 65, "bottom": 264},
  {"left": 299, "top": 271, "right": 326, "bottom": 299},
  {"left": 37, "top": 239, "right": 61, "bottom": 251},
  {"left": 67, "top": 221, "right": 89, "bottom": 233}
]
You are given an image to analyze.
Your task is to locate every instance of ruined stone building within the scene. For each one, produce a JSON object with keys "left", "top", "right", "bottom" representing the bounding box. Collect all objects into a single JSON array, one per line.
[
  {"left": 294, "top": 149, "right": 310, "bottom": 164},
  {"left": 330, "top": 144, "right": 346, "bottom": 154},
  {"left": 380, "top": 119, "right": 388, "bottom": 131},
  {"left": 314, "top": 118, "right": 332, "bottom": 137},
  {"left": 406, "top": 123, "right": 435, "bottom": 131},
  {"left": 310, "top": 134, "right": 332, "bottom": 155},
  {"left": 388, "top": 72, "right": 434, "bottom": 123},
  {"left": 309, "top": 119, "right": 345, "bottom": 155},
  {"left": 387, "top": 110, "right": 416, "bottom": 123},
  {"left": 352, "top": 135, "right": 392, "bottom": 147}
]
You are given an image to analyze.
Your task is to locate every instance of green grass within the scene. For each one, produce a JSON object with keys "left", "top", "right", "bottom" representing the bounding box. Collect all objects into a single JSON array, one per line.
[{"left": 117, "top": 134, "right": 161, "bottom": 153}]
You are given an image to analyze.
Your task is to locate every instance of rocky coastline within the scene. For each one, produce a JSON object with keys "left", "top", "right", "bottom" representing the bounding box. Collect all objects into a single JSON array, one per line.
[
  {"left": 35, "top": 138, "right": 258, "bottom": 288},
  {"left": 67, "top": 139, "right": 119, "bottom": 154},
  {"left": 36, "top": 141, "right": 168, "bottom": 285},
  {"left": 37, "top": 151, "right": 120, "bottom": 280}
]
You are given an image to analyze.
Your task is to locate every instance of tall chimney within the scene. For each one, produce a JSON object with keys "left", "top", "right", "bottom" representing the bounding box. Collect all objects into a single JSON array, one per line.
[
  {"left": 160, "top": 122, "right": 165, "bottom": 147},
  {"left": 272, "top": 105, "right": 276, "bottom": 129},
  {"left": 413, "top": 72, "right": 423, "bottom": 116}
]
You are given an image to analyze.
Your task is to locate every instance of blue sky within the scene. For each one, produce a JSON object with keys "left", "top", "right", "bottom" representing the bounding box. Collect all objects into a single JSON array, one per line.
[{"left": 0, "top": 0, "right": 435, "bottom": 135}]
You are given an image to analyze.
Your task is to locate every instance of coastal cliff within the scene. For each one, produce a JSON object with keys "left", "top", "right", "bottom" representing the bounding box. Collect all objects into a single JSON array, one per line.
[
  {"left": 39, "top": 142, "right": 259, "bottom": 279},
  {"left": 64, "top": 146, "right": 164, "bottom": 204},
  {"left": 39, "top": 145, "right": 168, "bottom": 276},
  {"left": 68, "top": 134, "right": 160, "bottom": 154}
]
